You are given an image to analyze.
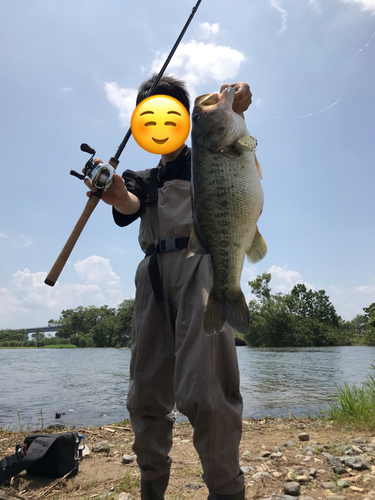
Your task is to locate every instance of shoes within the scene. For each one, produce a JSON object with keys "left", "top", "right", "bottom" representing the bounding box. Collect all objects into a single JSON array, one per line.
[
  {"left": 141, "top": 474, "right": 169, "bottom": 500},
  {"left": 208, "top": 489, "right": 245, "bottom": 500}
]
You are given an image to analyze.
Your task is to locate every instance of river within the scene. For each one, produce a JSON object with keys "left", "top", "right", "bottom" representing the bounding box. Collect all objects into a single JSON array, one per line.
[{"left": 1, "top": 346, "right": 374, "bottom": 430}]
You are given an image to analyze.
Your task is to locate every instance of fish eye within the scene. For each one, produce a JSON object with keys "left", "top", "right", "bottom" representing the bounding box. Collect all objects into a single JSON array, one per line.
[
  {"left": 192, "top": 113, "right": 200, "bottom": 122},
  {"left": 145, "top": 121, "right": 157, "bottom": 127},
  {"left": 164, "top": 121, "right": 176, "bottom": 127}
]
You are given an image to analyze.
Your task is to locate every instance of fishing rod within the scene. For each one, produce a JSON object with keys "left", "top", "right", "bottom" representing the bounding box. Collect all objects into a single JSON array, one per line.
[{"left": 44, "top": 0, "right": 202, "bottom": 287}]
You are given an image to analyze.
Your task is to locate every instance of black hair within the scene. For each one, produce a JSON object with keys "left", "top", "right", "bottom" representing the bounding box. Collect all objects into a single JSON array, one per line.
[{"left": 136, "top": 74, "right": 190, "bottom": 115}]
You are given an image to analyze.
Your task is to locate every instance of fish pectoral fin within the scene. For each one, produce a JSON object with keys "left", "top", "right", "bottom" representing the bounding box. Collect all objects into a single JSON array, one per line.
[
  {"left": 255, "top": 153, "right": 263, "bottom": 179},
  {"left": 233, "top": 135, "right": 257, "bottom": 153},
  {"left": 188, "top": 225, "right": 206, "bottom": 255},
  {"left": 246, "top": 226, "right": 267, "bottom": 263}
]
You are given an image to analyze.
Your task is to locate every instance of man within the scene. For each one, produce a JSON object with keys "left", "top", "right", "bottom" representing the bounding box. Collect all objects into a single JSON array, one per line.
[{"left": 86, "top": 75, "right": 252, "bottom": 500}]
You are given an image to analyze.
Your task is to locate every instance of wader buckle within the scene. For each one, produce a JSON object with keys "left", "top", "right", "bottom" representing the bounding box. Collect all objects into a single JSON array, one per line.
[{"left": 158, "top": 238, "right": 177, "bottom": 252}]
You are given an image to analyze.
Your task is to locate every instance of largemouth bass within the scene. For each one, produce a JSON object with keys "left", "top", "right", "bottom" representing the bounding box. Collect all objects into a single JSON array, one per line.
[{"left": 189, "top": 87, "right": 267, "bottom": 335}]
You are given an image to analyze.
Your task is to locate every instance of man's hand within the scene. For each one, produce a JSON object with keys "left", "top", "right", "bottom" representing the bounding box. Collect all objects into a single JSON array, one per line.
[
  {"left": 84, "top": 159, "right": 140, "bottom": 214},
  {"left": 220, "top": 82, "right": 252, "bottom": 118}
]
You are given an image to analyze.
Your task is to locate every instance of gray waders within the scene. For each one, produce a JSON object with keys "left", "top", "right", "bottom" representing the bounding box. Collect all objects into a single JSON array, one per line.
[{"left": 125, "top": 168, "right": 245, "bottom": 498}]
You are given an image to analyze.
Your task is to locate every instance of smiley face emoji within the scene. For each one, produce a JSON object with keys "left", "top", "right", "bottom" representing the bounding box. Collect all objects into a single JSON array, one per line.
[{"left": 131, "top": 95, "right": 190, "bottom": 154}]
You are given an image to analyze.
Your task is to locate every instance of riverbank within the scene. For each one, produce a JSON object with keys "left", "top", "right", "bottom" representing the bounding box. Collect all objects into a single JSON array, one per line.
[{"left": 1, "top": 418, "right": 375, "bottom": 500}]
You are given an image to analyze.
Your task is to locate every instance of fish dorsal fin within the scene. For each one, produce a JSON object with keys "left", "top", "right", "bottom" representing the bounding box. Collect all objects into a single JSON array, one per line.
[
  {"left": 188, "top": 225, "right": 206, "bottom": 255},
  {"left": 255, "top": 153, "right": 263, "bottom": 179},
  {"left": 246, "top": 226, "right": 267, "bottom": 263}
]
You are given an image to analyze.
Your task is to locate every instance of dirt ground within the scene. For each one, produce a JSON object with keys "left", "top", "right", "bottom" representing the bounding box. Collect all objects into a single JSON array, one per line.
[{"left": 1, "top": 417, "right": 375, "bottom": 500}]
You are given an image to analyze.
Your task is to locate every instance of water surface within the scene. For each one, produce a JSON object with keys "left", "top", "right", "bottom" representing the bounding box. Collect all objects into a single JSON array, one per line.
[{"left": 1, "top": 346, "right": 374, "bottom": 430}]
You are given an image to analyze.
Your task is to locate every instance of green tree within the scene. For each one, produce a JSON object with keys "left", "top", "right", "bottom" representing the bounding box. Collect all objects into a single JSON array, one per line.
[
  {"left": 55, "top": 305, "right": 116, "bottom": 340},
  {"left": 248, "top": 273, "right": 271, "bottom": 300},
  {"left": 247, "top": 274, "right": 342, "bottom": 347},
  {"left": 114, "top": 299, "right": 134, "bottom": 347},
  {"left": 32, "top": 329, "right": 46, "bottom": 343}
]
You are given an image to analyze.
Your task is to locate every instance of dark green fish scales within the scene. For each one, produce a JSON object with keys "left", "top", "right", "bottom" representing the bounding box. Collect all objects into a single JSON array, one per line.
[{"left": 190, "top": 88, "right": 267, "bottom": 335}]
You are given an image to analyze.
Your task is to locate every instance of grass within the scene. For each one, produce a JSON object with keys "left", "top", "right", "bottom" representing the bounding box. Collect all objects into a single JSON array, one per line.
[
  {"left": 116, "top": 472, "right": 140, "bottom": 493},
  {"left": 325, "top": 365, "right": 375, "bottom": 431}
]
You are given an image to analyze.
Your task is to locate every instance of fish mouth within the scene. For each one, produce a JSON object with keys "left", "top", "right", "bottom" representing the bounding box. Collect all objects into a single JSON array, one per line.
[
  {"left": 195, "top": 93, "right": 220, "bottom": 107},
  {"left": 152, "top": 138, "right": 169, "bottom": 145}
]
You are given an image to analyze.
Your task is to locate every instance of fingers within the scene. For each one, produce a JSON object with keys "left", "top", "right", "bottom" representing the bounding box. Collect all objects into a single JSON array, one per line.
[{"left": 220, "top": 82, "right": 252, "bottom": 115}]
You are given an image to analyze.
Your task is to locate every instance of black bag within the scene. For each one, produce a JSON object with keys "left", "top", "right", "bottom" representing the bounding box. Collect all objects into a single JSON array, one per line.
[{"left": 0, "top": 431, "right": 82, "bottom": 486}]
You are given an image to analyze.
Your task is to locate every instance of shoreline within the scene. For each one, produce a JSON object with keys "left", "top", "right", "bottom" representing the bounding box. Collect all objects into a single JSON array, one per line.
[{"left": 1, "top": 417, "right": 375, "bottom": 499}]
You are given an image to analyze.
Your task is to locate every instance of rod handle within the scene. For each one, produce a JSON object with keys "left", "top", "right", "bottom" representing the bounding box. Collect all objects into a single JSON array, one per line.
[{"left": 44, "top": 158, "right": 119, "bottom": 287}]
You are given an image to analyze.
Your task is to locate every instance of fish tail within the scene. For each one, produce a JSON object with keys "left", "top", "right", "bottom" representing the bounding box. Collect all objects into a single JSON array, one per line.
[
  {"left": 204, "top": 290, "right": 250, "bottom": 336},
  {"left": 225, "top": 290, "right": 250, "bottom": 336},
  {"left": 204, "top": 292, "right": 226, "bottom": 335}
]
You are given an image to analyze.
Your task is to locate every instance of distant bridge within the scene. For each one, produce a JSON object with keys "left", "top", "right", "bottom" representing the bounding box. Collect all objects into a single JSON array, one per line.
[{"left": 23, "top": 325, "right": 62, "bottom": 335}]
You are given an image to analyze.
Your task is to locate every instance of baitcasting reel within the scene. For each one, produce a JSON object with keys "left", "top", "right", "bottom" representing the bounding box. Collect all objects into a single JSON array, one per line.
[{"left": 70, "top": 143, "right": 115, "bottom": 191}]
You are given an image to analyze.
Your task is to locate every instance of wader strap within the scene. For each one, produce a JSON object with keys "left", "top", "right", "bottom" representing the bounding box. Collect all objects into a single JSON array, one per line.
[{"left": 146, "top": 237, "right": 190, "bottom": 304}]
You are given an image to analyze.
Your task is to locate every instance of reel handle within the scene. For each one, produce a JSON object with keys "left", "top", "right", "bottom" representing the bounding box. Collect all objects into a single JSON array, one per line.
[{"left": 44, "top": 157, "right": 119, "bottom": 287}]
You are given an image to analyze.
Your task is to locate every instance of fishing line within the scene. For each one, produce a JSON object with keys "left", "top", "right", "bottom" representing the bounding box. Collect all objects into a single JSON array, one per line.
[{"left": 259, "top": 29, "right": 375, "bottom": 120}]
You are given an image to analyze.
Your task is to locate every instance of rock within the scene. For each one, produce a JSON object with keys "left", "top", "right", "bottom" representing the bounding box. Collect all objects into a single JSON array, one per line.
[
  {"left": 252, "top": 471, "right": 271, "bottom": 481},
  {"left": 300, "top": 497, "right": 314, "bottom": 500},
  {"left": 284, "top": 481, "right": 301, "bottom": 496},
  {"left": 298, "top": 433, "right": 309, "bottom": 441},
  {"left": 284, "top": 440, "right": 296, "bottom": 447},
  {"left": 321, "top": 481, "right": 336, "bottom": 489},
  {"left": 185, "top": 484, "right": 203, "bottom": 489},
  {"left": 261, "top": 450, "right": 272, "bottom": 457},
  {"left": 122, "top": 454, "right": 136, "bottom": 464},
  {"left": 241, "top": 466, "right": 255, "bottom": 473},
  {"left": 271, "top": 452, "right": 283, "bottom": 459},
  {"left": 241, "top": 450, "right": 251, "bottom": 457},
  {"left": 309, "top": 468, "right": 317, "bottom": 477},
  {"left": 296, "top": 475, "right": 309, "bottom": 483},
  {"left": 340, "top": 455, "right": 370, "bottom": 470},
  {"left": 273, "top": 472, "right": 284, "bottom": 479},
  {"left": 352, "top": 437, "right": 364, "bottom": 444},
  {"left": 326, "top": 496, "right": 346, "bottom": 500},
  {"left": 349, "top": 485, "right": 364, "bottom": 492},
  {"left": 337, "top": 479, "right": 350, "bottom": 488},
  {"left": 321, "top": 452, "right": 347, "bottom": 474},
  {"left": 316, "top": 469, "right": 326, "bottom": 475},
  {"left": 91, "top": 440, "right": 112, "bottom": 453}
]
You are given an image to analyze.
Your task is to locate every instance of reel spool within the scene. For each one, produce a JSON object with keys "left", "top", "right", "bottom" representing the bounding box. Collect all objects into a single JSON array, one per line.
[{"left": 70, "top": 143, "right": 115, "bottom": 191}]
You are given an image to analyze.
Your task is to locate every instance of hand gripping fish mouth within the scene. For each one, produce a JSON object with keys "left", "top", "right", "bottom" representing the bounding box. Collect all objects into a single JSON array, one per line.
[{"left": 190, "top": 87, "right": 267, "bottom": 336}]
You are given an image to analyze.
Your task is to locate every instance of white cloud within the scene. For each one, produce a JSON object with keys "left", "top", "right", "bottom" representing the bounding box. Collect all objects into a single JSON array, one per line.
[
  {"left": 199, "top": 22, "right": 220, "bottom": 39},
  {"left": 270, "top": 0, "right": 288, "bottom": 34},
  {"left": 0, "top": 232, "right": 9, "bottom": 238},
  {"left": 0, "top": 257, "right": 124, "bottom": 329},
  {"left": 341, "top": 0, "right": 375, "bottom": 13},
  {"left": 355, "top": 285, "right": 375, "bottom": 294},
  {"left": 104, "top": 82, "right": 137, "bottom": 126},
  {"left": 266, "top": 264, "right": 315, "bottom": 294},
  {"left": 151, "top": 40, "right": 245, "bottom": 92}
]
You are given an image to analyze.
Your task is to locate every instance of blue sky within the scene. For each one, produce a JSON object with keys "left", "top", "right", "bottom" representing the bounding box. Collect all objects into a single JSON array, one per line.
[{"left": 1, "top": 0, "right": 374, "bottom": 329}]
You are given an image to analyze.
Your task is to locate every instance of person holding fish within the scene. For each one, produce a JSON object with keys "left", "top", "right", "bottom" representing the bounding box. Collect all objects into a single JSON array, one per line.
[{"left": 85, "top": 75, "right": 265, "bottom": 500}]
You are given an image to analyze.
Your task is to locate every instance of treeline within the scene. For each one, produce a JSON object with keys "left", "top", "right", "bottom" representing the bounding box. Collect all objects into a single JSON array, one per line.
[
  {"left": 0, "top": 299, "right": 134, "bottom": 348},
  {"left": 245, "top": 273, "right": 375, "bottom": 347},
  {"left": 1, "top": 275, "right": 375, "bottom": 348}
]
